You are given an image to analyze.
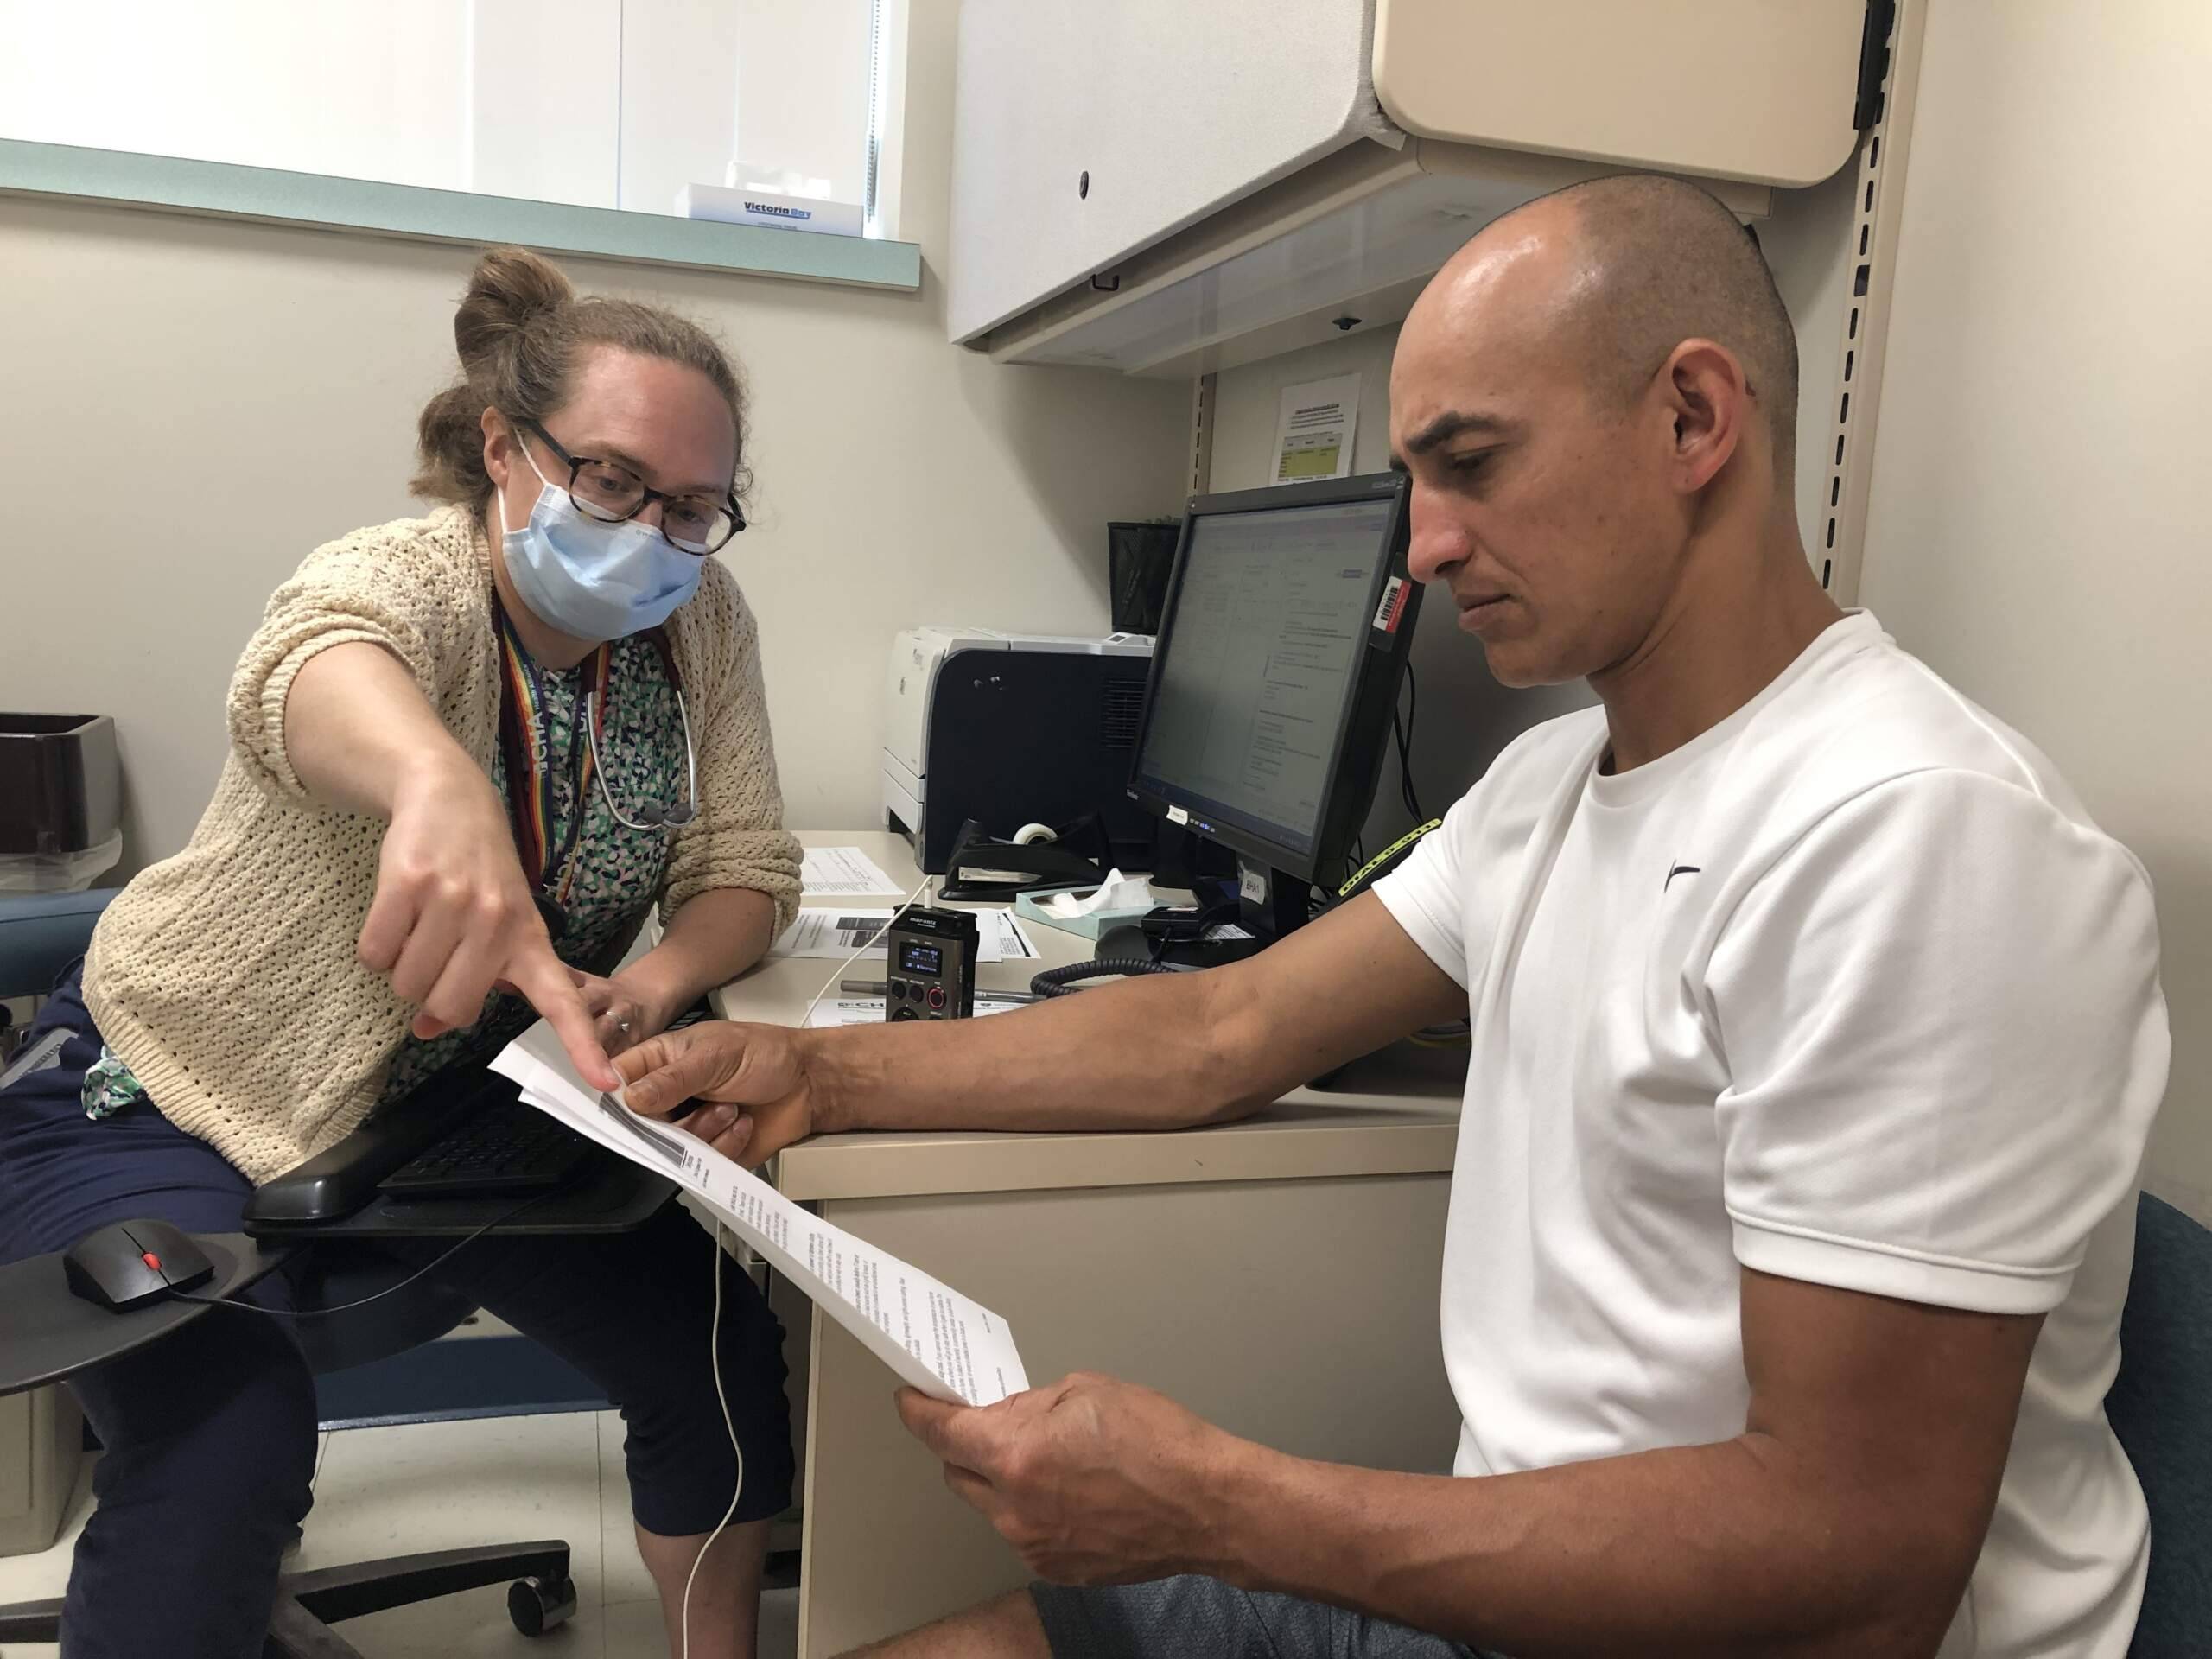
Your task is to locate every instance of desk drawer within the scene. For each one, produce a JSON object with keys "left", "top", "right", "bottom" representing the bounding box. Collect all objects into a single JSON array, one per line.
[{"left": 0, "top": 1384, "right": 82, "bottom": 1557}]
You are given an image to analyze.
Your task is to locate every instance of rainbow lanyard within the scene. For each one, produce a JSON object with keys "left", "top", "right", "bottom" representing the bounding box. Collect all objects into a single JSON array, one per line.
[{"left": 493, "top": 601, "right": 613, "bottom": 930}]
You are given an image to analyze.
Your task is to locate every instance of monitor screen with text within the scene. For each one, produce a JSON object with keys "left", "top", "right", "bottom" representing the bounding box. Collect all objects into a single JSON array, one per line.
[{"left": 1133, "top": 498, "right": 1395, "bottom": 855}]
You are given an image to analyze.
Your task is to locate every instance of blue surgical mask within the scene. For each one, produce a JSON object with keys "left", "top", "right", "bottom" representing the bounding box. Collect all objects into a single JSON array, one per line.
[{"left": 496, "top": 456, "right": 702, "bottom": 642}]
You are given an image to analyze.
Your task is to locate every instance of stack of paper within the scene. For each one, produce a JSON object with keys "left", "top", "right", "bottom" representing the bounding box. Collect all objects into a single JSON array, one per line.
[
  {"left": 804, "top": 996, "right": 1028, "bottom": 1028},
  {"left": 770, "top": 907, "right": 1037, "bottom": 963},
  {"left": 800, "top": 844, "right": 899, "bottom": 897},
  {"left": 491, "top": 1025, "right": 1030, "bottom": 1406}
]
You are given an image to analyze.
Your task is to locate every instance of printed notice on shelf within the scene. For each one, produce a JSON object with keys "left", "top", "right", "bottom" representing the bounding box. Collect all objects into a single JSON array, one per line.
[
  {"left": 1271, "top": 372, "right": 1361, "bottom": 483},
  {"left": 492, "top": 1024, "right": 1029, "bottom": 1406},
  {"left": 801, "top": 844, "right": 899, "bottom": 897}
]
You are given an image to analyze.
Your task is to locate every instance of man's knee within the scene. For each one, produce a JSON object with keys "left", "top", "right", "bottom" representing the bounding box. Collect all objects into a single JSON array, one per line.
[{"left": 841, "top": 1587, "right": 1052, "bottom": 1658}]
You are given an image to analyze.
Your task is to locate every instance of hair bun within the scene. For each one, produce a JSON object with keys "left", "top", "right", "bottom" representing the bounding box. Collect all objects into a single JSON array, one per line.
[
  {"left": 453, "top": 245, "right": 575, "bottom": 372},
  {"left": 414, "top": 243, "right": 747, "bottom": 513}
]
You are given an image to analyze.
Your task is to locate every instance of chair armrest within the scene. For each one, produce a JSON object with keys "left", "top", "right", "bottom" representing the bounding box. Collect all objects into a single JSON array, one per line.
[
  {"left": 0, "top": 888, "right": 121, "bottom": 1001},
  {"left": 244, "top": 1071, "right": 519, "bottom": 1229}
]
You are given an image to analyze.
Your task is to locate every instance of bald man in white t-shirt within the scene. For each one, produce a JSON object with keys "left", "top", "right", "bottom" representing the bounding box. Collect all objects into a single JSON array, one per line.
[{"left": 622, "top": 175, "right": 2170, "bottom": 1659}]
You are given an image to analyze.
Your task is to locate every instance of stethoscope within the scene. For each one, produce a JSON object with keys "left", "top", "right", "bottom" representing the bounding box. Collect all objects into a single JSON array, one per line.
[
  {"left": 582, "top": 664, "right": 697, "bottom": 831},
  {"left": 493, "top": 603, "right": 696, "bottom": 938}
]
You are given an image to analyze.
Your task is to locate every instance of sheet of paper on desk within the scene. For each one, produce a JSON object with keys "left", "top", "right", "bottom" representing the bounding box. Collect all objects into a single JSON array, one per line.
[
  {"left": 770, "top": 908, "right": 1037, "bottom": 963},
  {"left": 978, "top": 909, "right": 1038, "bottom": 960},
  {"left": 800, "top": 845, "right": 899, "bottom": 897},
  {"left": 489, "top": 1024, "right": 1030, "bottom": 1407},
  {"left": 770, "top": 910, "right": 897, "bottom": 958},
  {"left": 804, "top": 996, "right": 1027, "bottom": 1028}
]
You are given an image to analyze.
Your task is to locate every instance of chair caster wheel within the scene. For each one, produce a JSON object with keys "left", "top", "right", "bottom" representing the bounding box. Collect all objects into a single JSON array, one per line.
[{"left": 509, "top": 1573, "right": 578, "bottom": 1637}]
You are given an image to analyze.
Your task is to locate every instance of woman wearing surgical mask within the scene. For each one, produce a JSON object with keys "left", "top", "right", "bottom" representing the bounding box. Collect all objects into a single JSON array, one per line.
[{"left": 0, "top": 248, "right": 797, "bottom": 1659}]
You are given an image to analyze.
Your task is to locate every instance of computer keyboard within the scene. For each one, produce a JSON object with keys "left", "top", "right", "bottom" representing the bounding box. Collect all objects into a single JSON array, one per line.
[{"left": 378, "top": 1099, "right": 594, "bottom": 1200}]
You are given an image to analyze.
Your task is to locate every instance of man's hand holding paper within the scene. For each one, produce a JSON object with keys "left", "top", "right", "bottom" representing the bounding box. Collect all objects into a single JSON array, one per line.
[
  {"left": 615, "top": 1021, "right": 817, "bottom": 1167},
  {"left": 894, "top": 1373, "right": 1244, "bottom": 1588},
  {"left": 493, "top": 1022, "right": 1027, "bottom": 1408}
]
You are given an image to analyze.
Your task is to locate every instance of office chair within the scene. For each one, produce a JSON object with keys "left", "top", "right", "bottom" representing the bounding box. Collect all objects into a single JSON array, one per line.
[
  {"left": 0, "top": 890, "right": 579, "bottom": 1655},
  {"left": 2105, "top": 1191, "right": 2212, "bottom": 1658}
]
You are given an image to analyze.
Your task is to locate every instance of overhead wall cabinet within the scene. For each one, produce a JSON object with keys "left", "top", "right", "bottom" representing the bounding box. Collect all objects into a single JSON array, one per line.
[{"left": 948, "top": 0, "right": 1885, "bottom": 378}]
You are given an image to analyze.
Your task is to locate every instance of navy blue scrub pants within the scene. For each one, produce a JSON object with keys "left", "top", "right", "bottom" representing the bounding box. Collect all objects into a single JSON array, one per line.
[{"left": 0, "top": 969, "right": 794, "bottom": 1659}]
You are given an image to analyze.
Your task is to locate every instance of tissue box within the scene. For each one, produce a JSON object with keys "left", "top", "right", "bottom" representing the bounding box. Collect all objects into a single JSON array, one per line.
[
  {"left": 1, "top": 713, "right": 119, "bottom": 855},
  {"left": 674, "top": 182, "right": 864, "bottom": 238},
  {"left": 1013, "top": 885, "right": 1158, "bottom": 941}
]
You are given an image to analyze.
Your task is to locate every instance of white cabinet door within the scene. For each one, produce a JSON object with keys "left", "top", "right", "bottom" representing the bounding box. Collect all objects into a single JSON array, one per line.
[
  {"left": 948, "top": 0, "right": 1383, "bottom": 344},
  {"left": 950, "top": 0, "right": 1876, "bottom": 348},
  {"left": 1373, "top": 0, "right": 1872, "bottom": 188}
]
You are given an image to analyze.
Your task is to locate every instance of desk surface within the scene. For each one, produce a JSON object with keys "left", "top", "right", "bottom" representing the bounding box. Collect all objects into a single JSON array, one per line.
[
  {"left": 0, "top": 1233, "right": 280, "bottom": 1398},
  {"left": 713, "top": 830, "right": 1465, "bottom": 1203}
]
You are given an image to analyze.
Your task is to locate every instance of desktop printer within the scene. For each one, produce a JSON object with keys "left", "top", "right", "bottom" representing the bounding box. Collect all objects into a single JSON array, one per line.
[{"left": 881, "top": 626, "right": 1158, "bottom": 874}]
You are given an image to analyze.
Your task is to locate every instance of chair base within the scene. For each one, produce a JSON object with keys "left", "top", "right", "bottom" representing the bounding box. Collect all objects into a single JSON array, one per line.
[{"left": 0, "top": 1538, "right": 574, "bottom": 1656}]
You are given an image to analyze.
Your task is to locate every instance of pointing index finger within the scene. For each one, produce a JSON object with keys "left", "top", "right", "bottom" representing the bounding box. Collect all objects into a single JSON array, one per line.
[{"left": 512, "top": 944, "right": 617, "bottom": 1090}]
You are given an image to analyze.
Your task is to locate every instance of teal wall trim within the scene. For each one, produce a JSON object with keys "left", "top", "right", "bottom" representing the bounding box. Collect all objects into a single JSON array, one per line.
[{"left": 0, "top": 137, "right": 921, "bottom": 290}]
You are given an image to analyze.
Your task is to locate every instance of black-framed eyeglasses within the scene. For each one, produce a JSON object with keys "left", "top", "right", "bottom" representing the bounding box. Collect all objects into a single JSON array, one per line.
[{"left": 518, "top": 416, "right": 747, "bottom": 556}]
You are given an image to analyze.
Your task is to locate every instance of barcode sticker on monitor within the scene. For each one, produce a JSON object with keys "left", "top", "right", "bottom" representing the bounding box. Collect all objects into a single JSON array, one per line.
[
  {"left": 1372, "top": 575, "right": 1409, "bottom": 634},
  {"left": 1166, "top": 804, "right": 1190, "bottom": 825}
]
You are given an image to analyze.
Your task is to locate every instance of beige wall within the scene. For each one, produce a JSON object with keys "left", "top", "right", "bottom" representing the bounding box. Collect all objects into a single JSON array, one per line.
[
  {"left": 1857, "top": 2, "right": 2212, "bottom": 1218},
  {"left": 1207, "top": 161, "right": 1859, "bottom": 853},
  {"left": 0, "top": 0, "right": 1190, "bottom": 875}
]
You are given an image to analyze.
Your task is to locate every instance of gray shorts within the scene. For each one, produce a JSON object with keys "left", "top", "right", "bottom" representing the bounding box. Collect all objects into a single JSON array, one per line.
[{"left": 1030, "top": 1575, "right": 1503, "bottom": 1659}]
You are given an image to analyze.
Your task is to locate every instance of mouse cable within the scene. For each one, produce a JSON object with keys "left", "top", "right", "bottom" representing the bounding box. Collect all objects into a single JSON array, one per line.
[
  {"left": 172, "top": 1189, "right": 556, "bottom": 1319},
  {"left": 680, "top": 1217, "right": 745, "bottom": 1659}
]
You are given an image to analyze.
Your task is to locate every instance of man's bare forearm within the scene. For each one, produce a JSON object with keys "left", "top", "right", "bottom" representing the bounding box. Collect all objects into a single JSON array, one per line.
[
  {"left": 1201, "top": 1435, "right": 1962, "bottom": 1659},
  {"left": 1193, "top": 1273, "right": 2037, "bottom": 1656},
  {"left": 793, "top": 893, "right": 1461, "bottom": 1139},
  {"left": 799, "top": 967, "right": 1274, "bottom": 1136}
]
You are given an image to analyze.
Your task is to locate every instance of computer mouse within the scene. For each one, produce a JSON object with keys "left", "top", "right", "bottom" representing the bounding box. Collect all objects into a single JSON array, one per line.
[{"left": 62, "top": 1218, "right": 216, "bottom": 1312}]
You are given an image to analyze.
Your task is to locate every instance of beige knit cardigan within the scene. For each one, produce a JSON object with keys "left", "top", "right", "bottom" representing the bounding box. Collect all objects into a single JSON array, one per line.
[{"left": 83, "top": 506, "right": 800, "bottom": 1183}]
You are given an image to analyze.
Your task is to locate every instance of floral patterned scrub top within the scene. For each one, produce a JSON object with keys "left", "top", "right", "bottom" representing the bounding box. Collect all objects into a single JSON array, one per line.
[{"left": 84, "top": 631, "right": 688, "bottom": 1121}]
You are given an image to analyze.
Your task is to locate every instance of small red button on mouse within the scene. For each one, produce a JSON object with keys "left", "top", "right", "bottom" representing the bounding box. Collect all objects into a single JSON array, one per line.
[{"left": 142, "top": 1252, "right": 162, "bottom": 1271}]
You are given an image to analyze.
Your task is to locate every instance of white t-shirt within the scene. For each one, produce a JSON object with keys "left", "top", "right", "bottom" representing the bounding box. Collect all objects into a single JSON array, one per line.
[{"left": 1376, "top": 612, "right": 2168, "bottom": 1659}]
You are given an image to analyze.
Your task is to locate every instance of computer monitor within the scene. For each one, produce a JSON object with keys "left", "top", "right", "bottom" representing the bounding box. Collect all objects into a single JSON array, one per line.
[{"left": 1125, "top": 471, "right": 1420, "bottom": 945}]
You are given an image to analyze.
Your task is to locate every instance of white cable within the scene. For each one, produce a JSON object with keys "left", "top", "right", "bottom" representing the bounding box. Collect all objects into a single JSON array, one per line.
[
  {"left": 678, "top": 871, "right": 932, "bottom": 1649},
  {"left": 797, "top": 871, "right": 935, "bottom": 1031},
  {"left": 681, "top": 1220, "right": 743, "bottom": 1659}
]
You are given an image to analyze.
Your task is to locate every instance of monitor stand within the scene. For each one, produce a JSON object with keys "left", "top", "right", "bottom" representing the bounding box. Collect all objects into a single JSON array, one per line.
[
  {"left": 1236, "top": 856, "right": 1311, "bottom": 947},
  {"left": 1090, "top": 856, "right": 1311, "bottom": 970}
]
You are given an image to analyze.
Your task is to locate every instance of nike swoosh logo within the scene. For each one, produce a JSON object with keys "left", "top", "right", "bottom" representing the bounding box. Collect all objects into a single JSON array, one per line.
[{"left": 1665, "top": 863, "right": 1702, "bottom": 890}]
